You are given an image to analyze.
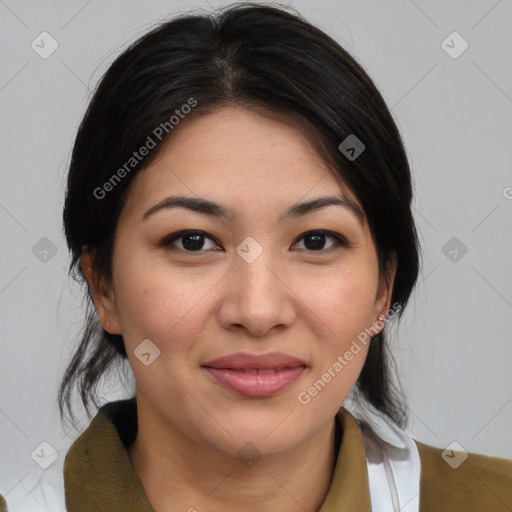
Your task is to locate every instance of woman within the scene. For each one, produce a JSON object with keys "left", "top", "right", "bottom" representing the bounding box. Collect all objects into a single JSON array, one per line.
[{"left": 3, "top": 3, "right": 510, "bottom": 511}]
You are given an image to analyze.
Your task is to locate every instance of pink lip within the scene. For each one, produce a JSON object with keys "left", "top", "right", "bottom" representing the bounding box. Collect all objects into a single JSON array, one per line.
[{"left": 201, "top": 352, "right": 307, "bottom": 397}]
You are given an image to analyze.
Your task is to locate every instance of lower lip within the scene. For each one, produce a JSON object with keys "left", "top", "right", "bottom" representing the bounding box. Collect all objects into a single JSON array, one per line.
[{"left": 202, "top": 366, "right": 306, "bottom": 397}]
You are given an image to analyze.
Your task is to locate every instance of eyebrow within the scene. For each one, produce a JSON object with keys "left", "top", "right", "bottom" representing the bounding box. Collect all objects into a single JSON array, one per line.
[{"left": 142, "top": 194, "right": 364, "bottom": 226}]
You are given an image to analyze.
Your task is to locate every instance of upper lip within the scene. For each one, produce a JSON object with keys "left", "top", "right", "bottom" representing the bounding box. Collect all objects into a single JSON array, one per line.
[{"left": 202, "top": 352, "right": 307, "bottom": 371}]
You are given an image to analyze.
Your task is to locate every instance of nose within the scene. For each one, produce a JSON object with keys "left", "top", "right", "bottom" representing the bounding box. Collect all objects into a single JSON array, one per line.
[{"left": 218, "top": 242, "right": 296, "bottom": 338}]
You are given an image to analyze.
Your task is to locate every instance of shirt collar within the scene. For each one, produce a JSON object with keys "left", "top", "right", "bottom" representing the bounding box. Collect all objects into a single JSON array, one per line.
[{"left": 64, "top": 398, "right": 372, "bottom": 512}]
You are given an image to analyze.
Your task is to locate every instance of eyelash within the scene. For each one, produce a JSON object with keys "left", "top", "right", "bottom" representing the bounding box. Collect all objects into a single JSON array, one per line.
[{"left": 158, "top": 230, "right": 350, "bottom": 254}]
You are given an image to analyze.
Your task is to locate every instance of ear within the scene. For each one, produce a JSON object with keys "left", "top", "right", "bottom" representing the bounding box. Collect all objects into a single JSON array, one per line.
[
  {"left": 80, "top": 251, "right": 122, "bottom": 334},
  {"left": 372, "top": 251, "right": 398, "bottom": 332}
]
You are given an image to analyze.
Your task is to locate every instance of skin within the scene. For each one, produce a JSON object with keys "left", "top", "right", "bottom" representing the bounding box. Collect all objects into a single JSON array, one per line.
[{"left": 82, "top": 105, "right": 397, "bottom": 512}]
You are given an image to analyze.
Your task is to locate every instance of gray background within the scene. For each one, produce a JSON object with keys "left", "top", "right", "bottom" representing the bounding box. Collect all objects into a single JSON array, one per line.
[{"left": 1, "top": 0, "right": 511, "bottom": 499}]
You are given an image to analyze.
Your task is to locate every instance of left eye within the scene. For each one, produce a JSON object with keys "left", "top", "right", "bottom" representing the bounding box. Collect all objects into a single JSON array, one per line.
[
  {"left": 293, "top": 231, "right": 347, "bottom": 252},
  {"left": 159, "top": 230, "right": 347, "bottom": 253}
]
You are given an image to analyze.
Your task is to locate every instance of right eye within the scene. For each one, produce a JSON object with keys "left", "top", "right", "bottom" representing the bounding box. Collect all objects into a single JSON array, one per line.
[{"left": 159, "top": 230, "right": 223, "bottom": 253}]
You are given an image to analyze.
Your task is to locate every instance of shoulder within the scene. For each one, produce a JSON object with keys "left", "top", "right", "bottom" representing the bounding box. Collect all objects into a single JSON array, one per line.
[
  {"left": 416, "top": 440, "right": 512, "bottom": 511},
  {"left": 0, "top": 493, "right": 7, "bottom": 512},
  {"left": 65, "top": 398, "right": 137, "bottom": 466}
]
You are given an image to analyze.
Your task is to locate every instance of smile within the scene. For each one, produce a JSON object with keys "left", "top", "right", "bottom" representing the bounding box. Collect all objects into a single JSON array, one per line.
[{"left": 201, "top": 366, "right": 306, "bottom": 397}]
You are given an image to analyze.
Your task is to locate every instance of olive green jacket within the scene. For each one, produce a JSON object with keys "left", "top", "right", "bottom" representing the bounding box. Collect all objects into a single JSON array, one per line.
[{"left": 2, "top": 399, "right": 511, "bottom": 511}]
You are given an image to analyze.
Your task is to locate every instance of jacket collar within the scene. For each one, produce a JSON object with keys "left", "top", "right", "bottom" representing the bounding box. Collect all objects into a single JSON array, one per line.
[{"left": 64, "top": 398, "right": 371, "bottom": 512}]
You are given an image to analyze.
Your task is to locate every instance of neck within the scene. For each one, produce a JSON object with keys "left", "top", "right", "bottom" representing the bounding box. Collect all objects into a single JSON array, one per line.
[{"left": 128, "top": 398, "right": 339, "bottom": 512}]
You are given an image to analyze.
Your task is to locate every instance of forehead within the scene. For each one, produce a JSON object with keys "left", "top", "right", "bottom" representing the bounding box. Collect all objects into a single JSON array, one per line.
[{"left": 121, "top": 105, "right": 362, "bottom": 221}]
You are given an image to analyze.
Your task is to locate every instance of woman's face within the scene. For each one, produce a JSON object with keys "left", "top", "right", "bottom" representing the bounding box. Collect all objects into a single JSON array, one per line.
[{"left": 86, "top": 105, "right": 395, "bottom": 457}]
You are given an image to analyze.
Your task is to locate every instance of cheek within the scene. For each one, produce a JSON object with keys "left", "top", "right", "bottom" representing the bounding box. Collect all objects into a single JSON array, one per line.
[
  {"left": 296, "top": 267, "right": 376, "bottom": 405},
  {"left": 112, "top": 260, "right": 216, "bottom": 399},
  {"left": 300, "top": 265, "right": 377, "bottom": 344},
  {"left": 317, "top": 282, "right": 373, "bottom": 375},
  {"left": 112, "top": 254, "right": 216, "bottom": 352}
]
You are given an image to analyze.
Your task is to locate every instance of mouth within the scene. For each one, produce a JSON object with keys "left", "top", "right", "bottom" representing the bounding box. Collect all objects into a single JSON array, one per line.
[
  {"left": 201, "top": 352, "right": 308, "bottom": 397},
  {"left": 202, "top": 367, "right": 302, "bottom": 374}
]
